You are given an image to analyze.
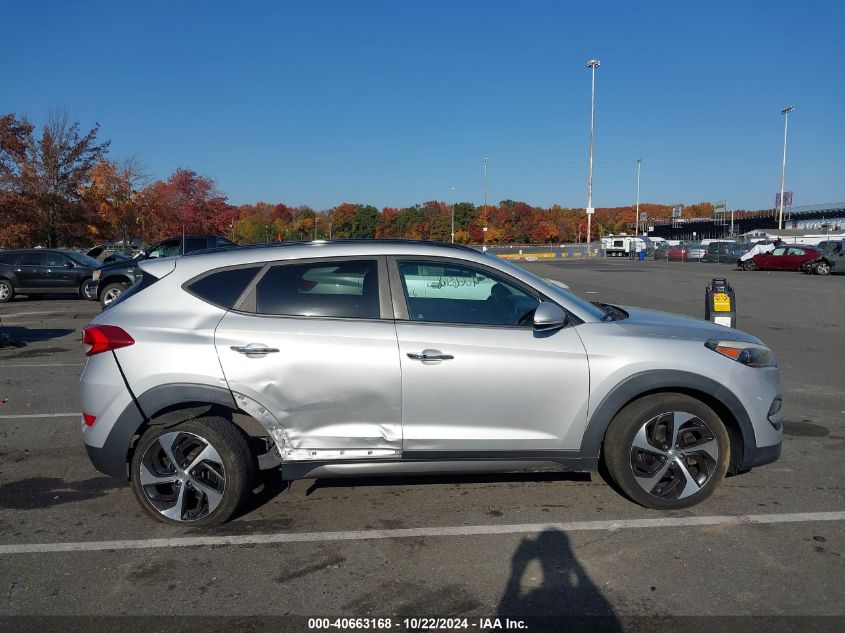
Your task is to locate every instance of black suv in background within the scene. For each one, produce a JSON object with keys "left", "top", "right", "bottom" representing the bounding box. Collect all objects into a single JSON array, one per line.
[
  {"left": 0, "top": 249, "right": 101, "bottom": 303},
  {"left": 91, "top": 235, "right": 236, "bottom": 308}
]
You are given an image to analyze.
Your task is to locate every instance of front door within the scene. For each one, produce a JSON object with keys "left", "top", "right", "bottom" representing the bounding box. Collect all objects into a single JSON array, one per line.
[
  {"left": 42, "top": 251, "right": 76, "bottom": 290},
  {"left": 215, "top": 257, "right": 402, "bottom": 459},
  {"left": 391, "top": 258, "right": 590, "bottom": 454}
]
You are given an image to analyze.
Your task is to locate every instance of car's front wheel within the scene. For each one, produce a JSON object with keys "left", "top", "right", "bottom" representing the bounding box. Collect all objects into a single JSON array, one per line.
[
  {"left": 99, "top": 282, "right": 128, "bottom": 308},
  {"left": 603, "top": 393, "right": 730, "bottom": 510},
  {"left": 130, "top": 416, "right": 254, "bottom": 526},
  {"left": 742, "top": 260, "right": 757, "bottom": 271},
  {"left": 813, "top": 261, "right": 831, "bottom": 276}
]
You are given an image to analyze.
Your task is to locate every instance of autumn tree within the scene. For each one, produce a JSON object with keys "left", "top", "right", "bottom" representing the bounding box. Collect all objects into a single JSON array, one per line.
[
  {"left": 19, "top": 108, "right": 110, "bottom": 246},
  {"left": 82, "top": 157, "right": 146, "bottom": 245},
  {"left": 0, "top": 114, "right": 35, "bottom": 247}
]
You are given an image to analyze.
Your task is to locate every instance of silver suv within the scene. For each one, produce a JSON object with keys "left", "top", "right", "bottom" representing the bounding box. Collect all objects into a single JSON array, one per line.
[{"left": 80, "top": 240, "right": 783, "bottom": 526}]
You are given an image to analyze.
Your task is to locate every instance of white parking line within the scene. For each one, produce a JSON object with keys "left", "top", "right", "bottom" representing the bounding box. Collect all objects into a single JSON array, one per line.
[
  {"left": 0, "top": 363, "right": 84, "bottom": 368},
  {"left": 0, "top": 413, "right": 81, "bottom": 419},
  {"left": 1, "top": 510, "right": 843, "bottom": 555}
]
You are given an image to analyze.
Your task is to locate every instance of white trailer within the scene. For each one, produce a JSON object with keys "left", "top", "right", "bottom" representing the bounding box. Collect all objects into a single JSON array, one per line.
[{"left": 601, "top": 235, "right": 652, "bottom": 257}]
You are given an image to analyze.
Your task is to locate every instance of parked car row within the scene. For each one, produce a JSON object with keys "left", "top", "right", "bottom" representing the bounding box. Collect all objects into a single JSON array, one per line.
[{"left": 1, "top": 235, "right": 237, "bottom": 305}]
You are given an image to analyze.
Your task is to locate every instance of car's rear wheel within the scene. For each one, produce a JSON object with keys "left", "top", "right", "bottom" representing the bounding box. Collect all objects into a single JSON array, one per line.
[
  {"left": 603, "top": 393, "right": 730, "bottom": 510},
  {"left": 742, "top": 260, "right": 757, "bottom": 271},
  {"left": 130, "top": 416, "right": 254, "bottom": 526},
  {"left": 99, "top": 282, "right": 128, "bottom": 308},
  {"left": 813, "top": 261, "right": 831, "bottom": 276},
  {"left": 0, "top": 279, "right": 13, "bottom": 303}
]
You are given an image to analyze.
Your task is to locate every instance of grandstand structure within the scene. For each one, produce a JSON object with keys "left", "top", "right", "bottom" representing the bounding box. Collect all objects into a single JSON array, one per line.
[{"left": 648, "top": 202, "right": 845, "bottom": 240}]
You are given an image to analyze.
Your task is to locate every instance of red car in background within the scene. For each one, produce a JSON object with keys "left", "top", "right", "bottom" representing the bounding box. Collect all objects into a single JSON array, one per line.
[
  {"left": 741, "top": 244, "right": 823, "bottom": 272},
  {"left": 667, "top": 242, "right": 705, "bottom": 261}
]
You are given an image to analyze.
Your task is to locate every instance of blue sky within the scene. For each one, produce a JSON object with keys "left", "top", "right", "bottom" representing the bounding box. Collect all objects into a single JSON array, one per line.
[{"left": 4, "top": 1, "right": 844, "bottom": 211}]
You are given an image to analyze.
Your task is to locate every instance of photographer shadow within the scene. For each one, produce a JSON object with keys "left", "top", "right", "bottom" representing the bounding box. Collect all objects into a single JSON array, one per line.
[{"left": 497, "top": 529, "right": 622, "bottom": 632}]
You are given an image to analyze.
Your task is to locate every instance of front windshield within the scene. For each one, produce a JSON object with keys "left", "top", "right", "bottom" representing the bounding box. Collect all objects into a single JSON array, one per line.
[
  {"left": 492, "top": 254, "right": 608, "bottom": 321},
  {"left": 65, "top": 251, "right": 102, "bottom": 268}
]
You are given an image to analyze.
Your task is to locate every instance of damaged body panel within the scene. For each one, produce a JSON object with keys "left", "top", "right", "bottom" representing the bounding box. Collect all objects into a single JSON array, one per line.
[{"left": 216, "top": 311, "right": 402, "bottom": 458}]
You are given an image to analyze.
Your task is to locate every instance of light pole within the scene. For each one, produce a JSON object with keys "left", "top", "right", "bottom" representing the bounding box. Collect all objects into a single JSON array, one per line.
[
  {"left": 586, "top": 58, "right": 601, "bottom": 250},
  {"left": 635, "top": 158, "right": 642, "bottom": 232},
  {"left": 482, "top": 157, "right": 489, "bottom": 251},
  {"left": 450, "top": 186, "right": 456, "bottom": 243},
  {"left": 778, "top": 105, "right": 795, "bottom": 230}
]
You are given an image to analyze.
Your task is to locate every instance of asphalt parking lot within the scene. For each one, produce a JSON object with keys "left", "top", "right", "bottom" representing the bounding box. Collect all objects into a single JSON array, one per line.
[{"left": 1, "top": 259, "right": 843, "bottom": 629}]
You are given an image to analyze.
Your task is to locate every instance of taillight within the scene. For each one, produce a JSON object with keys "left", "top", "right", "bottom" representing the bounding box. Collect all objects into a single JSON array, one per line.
[
  {"left": 83, "top": 412, "right": 97, "bottom": 427},
  {"left": 82, "top": 325, "right": 135, "bottom": 356}
]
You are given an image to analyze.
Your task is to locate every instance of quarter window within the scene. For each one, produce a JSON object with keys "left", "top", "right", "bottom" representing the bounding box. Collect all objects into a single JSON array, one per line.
[
  {"left": 255, "top": 260, "right": 380, "bottom": 319},
  {"left": 187, "top": 266, "right": 262, "bottom": 309},
  {"left": 397, "top": 260, "right": 539, "bottom": 326}
]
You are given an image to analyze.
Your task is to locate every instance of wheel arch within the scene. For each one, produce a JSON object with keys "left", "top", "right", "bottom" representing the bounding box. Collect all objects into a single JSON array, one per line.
[
  {"left": 581, "top": 370, "right": 756, "bottom": 473},
  {"left": 96, "top": 274, "right": 134, "bottom": 298},
  {"left": 90, "top": 384, "right": 271, "bottom": 480}
]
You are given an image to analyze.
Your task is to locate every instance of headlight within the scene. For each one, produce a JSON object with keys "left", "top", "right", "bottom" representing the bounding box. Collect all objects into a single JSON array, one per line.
[
  {"left": 92, "top": 270, "right": 101, "bottom": 281},
  {"left": 705, "top": 339, "right": 776, "bottom": 368}
]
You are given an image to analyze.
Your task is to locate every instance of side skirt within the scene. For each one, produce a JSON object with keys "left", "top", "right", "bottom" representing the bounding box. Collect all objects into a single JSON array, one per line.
[{"left": 280, "top": 453, "right": 598, "bottom": 481}]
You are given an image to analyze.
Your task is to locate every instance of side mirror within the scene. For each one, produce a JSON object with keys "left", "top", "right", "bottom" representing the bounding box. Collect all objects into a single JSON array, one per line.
[
  {"left": 533, "top": 302, "right": 567, "bottom": 331},
  {"left": 64, "top": 261, "right": 75, "bottom": 269}
]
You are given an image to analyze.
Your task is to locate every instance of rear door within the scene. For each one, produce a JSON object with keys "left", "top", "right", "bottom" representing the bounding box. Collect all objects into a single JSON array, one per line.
[
  {"left": 214, "top": 257, "right": 402, "bottom": 458},
  {"left": 390, "top": 257, "right": 590, "bottom": 453},
  {"left": 13, "top": 252, "right": 45, "bottom": 289}
]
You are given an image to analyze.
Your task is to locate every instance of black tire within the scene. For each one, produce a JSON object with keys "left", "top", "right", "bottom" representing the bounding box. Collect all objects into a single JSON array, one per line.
[
  {"left": 130, "top": 416, "right": 255, "bottom": 526},
  {"left": 742, "top": 260, "right": 757, "bottom": 271},
  {"left": 0, "top": 278, "right": 13, "bottom": 303},
  {"left": 603, "top": 393, "right": 730, "bottom": 510},
  {"left": 813, "top": 261, "right": 831, "bottom": 276},
  {"left": 79, "top": 278, "right": 94, "bottom": 299},
  {"left": 99, "top": 282, "right": 128, "bottom": 308}
]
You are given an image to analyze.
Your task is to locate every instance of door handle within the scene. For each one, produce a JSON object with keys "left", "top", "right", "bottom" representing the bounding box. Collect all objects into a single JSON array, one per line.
[
  {"left": 231, "top": 344, "right": 280, "bottom": 355},
  {"left": 407, "top": 351, "right": 454, "bottom": 361}
]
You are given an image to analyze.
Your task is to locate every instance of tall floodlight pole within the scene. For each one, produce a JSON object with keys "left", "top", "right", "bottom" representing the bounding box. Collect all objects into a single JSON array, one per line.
[
  {"left": 635, "top": 158, "right": 642, "bottom": 233},
  {"left": 450, "top": 186, "right": 456, "bottom": 243},
  {"left": 778, "top": 105, "right": 795, "bottom": 230},
  {"left": 586, "top": 59, "right": 601, "bottom": 249},
  {"left": 482, "top": 157, "right": 489, "bottom": 250}
]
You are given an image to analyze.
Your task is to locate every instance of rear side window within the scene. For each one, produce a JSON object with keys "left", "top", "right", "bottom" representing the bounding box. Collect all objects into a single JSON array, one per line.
[
  {"left": 187, "top": 266, "right": 262, "bottom": 309},
  {"left": 185, "top": 237, "right": 208, "bottom": 253},
  {"left": 18, "top": 253, "right": 43, "bottom": 266},
  {"left": 0, "top": 253, "right": 17, "bottom": 264},
  {"left": 255, "top": 260, "right": 379, "bottom": 319}
]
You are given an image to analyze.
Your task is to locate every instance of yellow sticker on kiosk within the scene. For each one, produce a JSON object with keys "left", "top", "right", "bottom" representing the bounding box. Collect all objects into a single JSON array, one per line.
[{"left": 713, "top": 292, "right": 731, "bottom": 312}]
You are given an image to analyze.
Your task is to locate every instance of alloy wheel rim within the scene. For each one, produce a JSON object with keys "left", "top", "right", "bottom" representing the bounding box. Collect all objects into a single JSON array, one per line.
[
  {"left": 138, "top": 431, "right": 226, "bottom": 522},
  {"left": 629, "top": 411, "right": 719, "bottom": 500},
  {"left": 817, "top": 263, "right": 830, "bottom": 274},
  {"left": 0, "top": 283, "right": 9, "bottom": 299},
  {"left": 103, "top": 287, "right": 122, "bottom": 305}
]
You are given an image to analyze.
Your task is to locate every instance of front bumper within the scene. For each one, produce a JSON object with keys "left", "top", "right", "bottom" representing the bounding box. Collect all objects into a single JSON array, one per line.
[{"left": 741, "top": 441, "right": 782, "bottom": 469}]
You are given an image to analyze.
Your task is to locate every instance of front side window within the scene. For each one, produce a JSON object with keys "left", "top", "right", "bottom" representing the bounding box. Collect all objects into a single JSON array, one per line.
[
  {"left": 43, "top": 252, "right": 67, "bottom": 267},
  {"left": 147, "top": 239, "right": 181, "bottom": 258},
  {"left": 255, "top": 259, "right": 379, "bottom": 319},
  {"left": 770, "top": 248, "right": 787, "bottom": 256},
  {"left": 397, "top": 260, "right": 539, "bottom": 326}
]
